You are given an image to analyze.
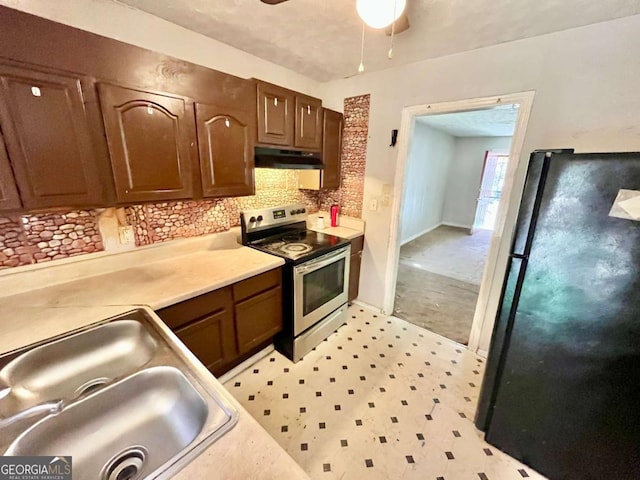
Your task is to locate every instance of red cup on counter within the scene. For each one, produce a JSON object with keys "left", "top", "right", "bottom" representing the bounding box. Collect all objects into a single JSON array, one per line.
[{"left": 330, "top": 204, "right": 339, "bottom": 227}]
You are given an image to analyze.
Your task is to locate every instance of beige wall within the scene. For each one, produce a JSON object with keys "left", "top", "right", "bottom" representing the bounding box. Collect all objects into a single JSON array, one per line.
[
  {"left": 400, "top": 121, "right": 455, "bottom": 244},
  {"left": 320, "top": 14, "right": 640, "bottom": 351},
  {"left": 443, "top": 136, "right": 512, "bottom": 229}
]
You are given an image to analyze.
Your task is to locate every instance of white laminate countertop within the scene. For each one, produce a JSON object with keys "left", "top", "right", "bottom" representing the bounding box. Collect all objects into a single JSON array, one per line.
[
  {"left": 0, "top": 232, "right": 309, "bottom": 479},
  {"left": 0, "top": 246, "right": 284, "bottom": 312},
  {"left": 306, "top": 211, "right": 365, "bottom": 240},
  {"left": 307, "top": 224, "right": 363, "bottom": 239}
]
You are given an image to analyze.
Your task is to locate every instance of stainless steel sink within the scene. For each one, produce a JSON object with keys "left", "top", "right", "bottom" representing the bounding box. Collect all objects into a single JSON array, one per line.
[
  {"left": 0, "top": 320, "right": 157, "bottom": 418},
  {"left": 0, "top": 309, "right": 238, "bottom": 479},
  {"left": 6, "top": 367, "right": 218, "bottom": 480}
]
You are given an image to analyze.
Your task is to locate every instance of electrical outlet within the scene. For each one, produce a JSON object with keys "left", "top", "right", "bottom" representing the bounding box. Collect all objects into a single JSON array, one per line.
[
  {"left": 118, "top": 226, "right": 135, "bottom": 245},
  {"left": 370, "top": 198, "right": 379, "bottom": 211}
]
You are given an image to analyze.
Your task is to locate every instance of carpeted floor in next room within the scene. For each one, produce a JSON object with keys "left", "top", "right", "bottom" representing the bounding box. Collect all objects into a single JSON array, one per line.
[
  {"left": 393, "top": 226, "right": 492, "bottom": 345},
  {"left": 223, "top": 305, "right": 545, "bottom": 480}
]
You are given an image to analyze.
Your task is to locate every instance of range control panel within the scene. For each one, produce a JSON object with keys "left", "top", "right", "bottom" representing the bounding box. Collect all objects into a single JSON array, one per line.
[{"left": 241, "top": 204, "right": 308, "bottom": 233}]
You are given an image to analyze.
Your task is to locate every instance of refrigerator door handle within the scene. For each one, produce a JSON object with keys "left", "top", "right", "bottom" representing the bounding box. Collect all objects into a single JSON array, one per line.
[{"left": 510, "top": 152, "right": 552, "bottom": 256}]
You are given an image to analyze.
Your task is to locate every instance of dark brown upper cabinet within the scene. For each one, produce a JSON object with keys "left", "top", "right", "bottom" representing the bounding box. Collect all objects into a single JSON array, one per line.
[
  {"left": 321, "top": 109, "right": 343, "bottom": 189},
  {"left": 195, "top": 102, "right": 255, "bottom": 197},
  {"left": 99, "top": 84, "right": 195, "bottom": 203},
  {"left": 294, "top": 95, "right": 323, "bottom": 150},
  {"left": 256, "top": 81, "right": 294, "bottom": 146},
  {"left": 0, "top": 63, "right": 108, "bottom": 210},
  {"left": 0, "top": 132, "right": 21, "bottom": 210}
]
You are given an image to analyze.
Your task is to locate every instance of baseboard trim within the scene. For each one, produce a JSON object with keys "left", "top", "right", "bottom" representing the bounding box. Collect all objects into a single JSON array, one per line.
[
  {"left": 400, "top": 223, "right": 442, "bottom": 246},
  {"left": 351, "top": 299, "right": 384, "bottom": 314},
  {"left": 442, "top": 221, "right": 473, "bottom": 230},
  {"left": 217, "top": 344, "right": 275, "bottom": 383}
]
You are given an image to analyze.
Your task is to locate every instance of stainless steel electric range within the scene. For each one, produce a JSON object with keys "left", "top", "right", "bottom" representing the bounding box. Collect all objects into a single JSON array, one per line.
[{"left": 241, "top": 204, "right": 351, "bottom": 362}]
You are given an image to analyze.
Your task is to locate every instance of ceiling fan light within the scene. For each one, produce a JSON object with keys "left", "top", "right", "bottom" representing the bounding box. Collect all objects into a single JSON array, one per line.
[{"left": 356, "top": 0, "right": 407, "bottom": 29}]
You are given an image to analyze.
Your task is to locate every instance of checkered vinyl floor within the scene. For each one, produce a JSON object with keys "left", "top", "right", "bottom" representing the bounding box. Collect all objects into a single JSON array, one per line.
[{"left": 224, "top": 305, "right": 546, "bottom": 480}]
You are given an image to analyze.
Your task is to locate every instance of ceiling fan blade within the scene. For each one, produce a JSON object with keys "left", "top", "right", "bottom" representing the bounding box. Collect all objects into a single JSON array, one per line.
[
  {"left": 385, "top": 13, "right": 410, "bottom": 36},
  {"left": 260, "top": 0, "right": 289, "bottom": 4}
]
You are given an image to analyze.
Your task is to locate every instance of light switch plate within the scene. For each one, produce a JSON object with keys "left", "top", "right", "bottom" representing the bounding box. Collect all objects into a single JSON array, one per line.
[{"left": 118, "top": 226, "right": 135, "bottom": 244}]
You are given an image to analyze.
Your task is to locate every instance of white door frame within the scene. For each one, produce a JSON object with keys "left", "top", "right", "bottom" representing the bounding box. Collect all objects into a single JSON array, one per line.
[{"left": 382, "top": 91, "right": 535, "bottom": 354}]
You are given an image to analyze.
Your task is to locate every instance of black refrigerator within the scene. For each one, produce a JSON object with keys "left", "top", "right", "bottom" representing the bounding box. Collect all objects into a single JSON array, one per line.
[{"left": 475, "top": 150, "right": 640, "bottom": 480}]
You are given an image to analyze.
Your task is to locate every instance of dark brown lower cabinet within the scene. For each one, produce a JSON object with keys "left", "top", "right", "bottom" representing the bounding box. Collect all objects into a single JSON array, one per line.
[
  {"left": 174, "top": 309, "right": 236, "bottom": 376},
  {"left": 156, "top": 267, "right": 283, "bottom": 376},
  {"left": 235, "top": 287, "right": 282, "bottom": 354},
  {"left": 348, "top": 235, "right": 364, "bottom": 303}
]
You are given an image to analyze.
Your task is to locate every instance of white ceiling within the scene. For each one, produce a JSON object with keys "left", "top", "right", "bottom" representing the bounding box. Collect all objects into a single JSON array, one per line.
[
  {"left": 115, "top": 0, "right": 640, "bottom": 82},
  {"left": 416, "top": 106, "right": 519, "bottom": 137}
]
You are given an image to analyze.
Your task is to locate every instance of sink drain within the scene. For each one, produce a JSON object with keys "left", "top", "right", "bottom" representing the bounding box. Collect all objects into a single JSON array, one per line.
[
  {"left": 102, "top": 447, "right": 147, "bottom": 480},
  {"left": 74, "top": 377, "right": 110, "bottom": 398}
]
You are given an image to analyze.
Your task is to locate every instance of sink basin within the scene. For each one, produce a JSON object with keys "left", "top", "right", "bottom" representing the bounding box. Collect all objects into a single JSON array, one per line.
[
  {"left": 0, "top": 320, "right": 158, "bottom": 417},
  {"left": 0, "top": 309, "right": 238, "bottom": 479},
  {"left": 5, "top": 366, "right": 228, "bottom": 480}
]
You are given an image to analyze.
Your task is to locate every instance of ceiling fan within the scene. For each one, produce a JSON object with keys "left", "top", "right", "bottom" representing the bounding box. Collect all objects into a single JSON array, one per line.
[{"left": 259, "top": 0, "right": 410, "bottom": 35}]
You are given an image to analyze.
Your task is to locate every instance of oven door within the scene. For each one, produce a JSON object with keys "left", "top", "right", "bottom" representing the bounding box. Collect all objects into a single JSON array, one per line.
[{"left": 293, "top": 245, "right": 351, "bottom": 336}]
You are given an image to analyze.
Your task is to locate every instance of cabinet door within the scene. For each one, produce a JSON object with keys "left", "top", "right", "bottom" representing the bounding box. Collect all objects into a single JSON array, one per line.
[
  {"left": 256, "top": 82, "right": 294, "bottom": 146},
  {"left": 0, "top": 64, "right": 107, "bottom": 209},
  {"left": 321, "top": 109, "right": 343, "bottom": 189},
  {"left": 0, "top": 133, "right": 21, "bottom": 210},
  {"left": 235, "top": 286, "right": 283, "bottom": 354},
  {"left": 195, "top": 102, "right": 254, "bottom": 197},
  {"left": 156, "top": 287, "right": 233, "bottom": 330},
  {"left": 174, "top": 309, "right": 237, "bottom": 376},
  {"left": 232, "top": 268, "right": 281, "bottom": 303},
  {"left": 98, "top": 84, "right": 195, "bottom": 203},
  {"left": 294, "top": 95, "right": 323, "bottom": 150}
]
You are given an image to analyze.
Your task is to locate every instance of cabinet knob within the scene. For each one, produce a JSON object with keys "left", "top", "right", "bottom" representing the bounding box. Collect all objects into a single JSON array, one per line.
[
  {"left": 249, "top": 216, "right": 256, "bottom": 223},
  {"left": 257, "top": 215, "right": 263, "bottom": 222},
  {"left": 274, "top": 97, "right": 278, "bottom": 107},
  {"left": 307, "top": 105, "right": 311, "bottom": 115}
]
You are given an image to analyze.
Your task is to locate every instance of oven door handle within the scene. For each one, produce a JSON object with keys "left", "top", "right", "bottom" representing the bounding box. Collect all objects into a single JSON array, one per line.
[{"left": 295, "top": 247, "right": 350, "bottom": 275}]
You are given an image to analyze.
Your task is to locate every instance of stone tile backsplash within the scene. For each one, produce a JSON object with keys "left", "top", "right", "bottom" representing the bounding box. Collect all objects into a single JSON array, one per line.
[
  {"left": 0, "top": 210, "right": 103, "bottom": 268},
  {"left": 0, "top": 94, "right": 370, "bottom": 268},
  {"left": 318, "top": 94, "right": 369, "bottom": 217}
]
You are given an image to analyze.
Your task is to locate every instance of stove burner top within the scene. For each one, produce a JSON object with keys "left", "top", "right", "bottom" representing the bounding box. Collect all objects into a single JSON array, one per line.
[
  {"left": 281, "top": 242, "right": 313, "bottom": 254},
  {"left": 249, "top": 228, "right": 349, "bottom": 262}
]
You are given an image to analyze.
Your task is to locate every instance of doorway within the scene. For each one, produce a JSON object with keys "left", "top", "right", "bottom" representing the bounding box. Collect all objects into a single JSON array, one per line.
[
  {"left": 383, "top": 92, "right": 535, "bottom": 353},
  {"left": 393, "top": 108, "right": 516, "bottom": 344}
]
